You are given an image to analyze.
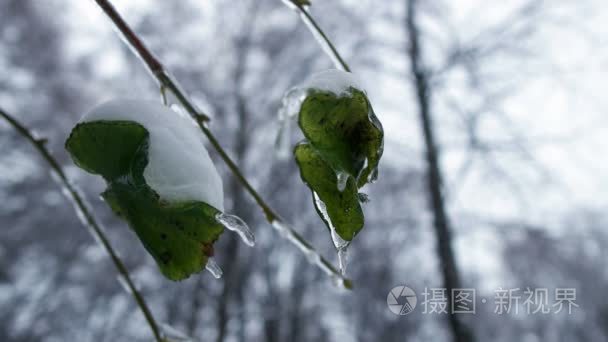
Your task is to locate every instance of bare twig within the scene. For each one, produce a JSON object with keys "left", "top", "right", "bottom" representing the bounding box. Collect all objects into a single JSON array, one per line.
[
  {"left": 91, "top": 0, "right": 351, "bottom": 289},
  {"left": 0, "top": 108, "right": 163, "bottom": 341}
]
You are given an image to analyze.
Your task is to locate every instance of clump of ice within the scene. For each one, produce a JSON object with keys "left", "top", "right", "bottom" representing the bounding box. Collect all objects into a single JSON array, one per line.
[
  {"left": 81, "top": 99, "right": 224, "bottom": 211},
  {"left": 303, "top": 69, "right": 364, "bottom": 96},
  {"left": 278, "top": 69, "right": 364, "bottom": 120}
]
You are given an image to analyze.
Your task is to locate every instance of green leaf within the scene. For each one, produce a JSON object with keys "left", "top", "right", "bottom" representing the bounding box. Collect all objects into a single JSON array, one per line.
[
  {"left": 102, "top": 183, "right": 223, "bottom": 281},
  {"left": 66, "top": 121, "right": 223, "bottom": 281},
  {"left": 294, "top": 142, "right": 364, "bottom": 241},
  {"left": 298, "top": 88, "right": 383, "bottom": 188},
  {"left": 65, "top": 121, "right": 148, "bottom": 181}
]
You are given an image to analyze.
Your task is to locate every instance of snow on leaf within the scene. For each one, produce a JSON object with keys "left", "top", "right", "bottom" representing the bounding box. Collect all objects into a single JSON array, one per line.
[
  {"left": 65, "top": 111, "right": 225, "bottom": 281},
  {"left": 79, "top": 100, "right": 224, "bottom": 211}
]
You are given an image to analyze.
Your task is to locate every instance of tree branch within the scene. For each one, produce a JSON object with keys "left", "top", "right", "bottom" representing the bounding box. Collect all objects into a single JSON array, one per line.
[
  {"left": 90, "top": 0, "right": 351, "bottom": 289},
  {"left": 0, "top": 108, "right": 163, "bottom": 342},
  {"left": 283, "top": 0, "right": 351, "bottom": 72}
]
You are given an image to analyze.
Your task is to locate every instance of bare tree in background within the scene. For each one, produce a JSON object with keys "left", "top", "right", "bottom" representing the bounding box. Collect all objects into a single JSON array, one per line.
[
  {"left": 214, "top": 3, "right": 261, "bottom": 340},
  {"left": 405, "top": 1, "right": 474, "bottom": 341},
  {"left": 403, "top": 0, "right": 551, "bottom": 341}
]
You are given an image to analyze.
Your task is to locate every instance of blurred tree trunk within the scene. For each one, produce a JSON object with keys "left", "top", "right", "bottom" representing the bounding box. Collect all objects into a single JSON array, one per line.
[
  {"left": 216, "top": 98, "right": 250, "bottom": 342},
  {"left": 263, "top": 284, "right": 280, "bottom": 342},
  {"left": 186, "top": 277, "right": 204, "bottom": 335},
  {"left": 287, "top": 281, "right": 305, "bottom": 342},
  {"left": 405, "top": 1, "right": 474, "bottom": 341},
  {"left": 215, "top": 2, "right": 259, "bottom": 336}
]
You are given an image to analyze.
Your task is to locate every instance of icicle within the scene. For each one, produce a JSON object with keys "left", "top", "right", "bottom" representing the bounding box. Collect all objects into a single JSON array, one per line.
[
  {"left": 315, "top": 192, "right": 351, "bottom": 275},
  {"left": 276, "top": 87, "right": 307, "bottom": 159},
  {"left": 160, "top": 85, "right": 169, "bottom": 106},
  {"left": 159, "top": 83, "right": 189, "bottom": 119},
  {"left": 330, "top": 225, "right": 350, "bottom": 276},
  {"left": 160, "top": 323, "right": 194, "bottom": 342},
  {"left": 215, "top": 213, "right": 255, "bottom": 247},
  {"left": 205, "top": 257, "right": 223, "bottom": 278},
  {"left": 336, "top": 172, "right": 349, "bottom": 192},
  {"left": 366, "top": 107, "right": 383, "bottom": 185},
  {"left": 368, "top": 167, "right": 379, "bottom": 184},
  {"left": 314, "top": 192, "right": 342, "bottom": 247},
  {"left": 275, "top": 113, "right": 292, "bottom": 159},
  {"left": 337, "top": 246, "right": 348, "bottom": 275},
  {"left": 329, "top": 222, "right": 349, "bottom": 250}
]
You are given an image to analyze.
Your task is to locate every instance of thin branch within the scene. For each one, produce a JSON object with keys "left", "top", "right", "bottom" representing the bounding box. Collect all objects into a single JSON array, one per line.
[
  {"left": 0, "top": 109, "right": 163, "bottom": 341},
  {"left": 283, "top": 0, "right": 351, "bottom": 72},
  {"left": 91, "top": 0, "right": 351, "bottom": 289}
]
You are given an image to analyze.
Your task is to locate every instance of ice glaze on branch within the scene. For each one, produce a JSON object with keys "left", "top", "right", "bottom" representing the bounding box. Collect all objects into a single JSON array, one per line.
[
  {"left": 282, "top": 0, "right": 351, "bottom": 72},
  {"left": 0, "top": 108, "right": 163, "bottom": 342}
]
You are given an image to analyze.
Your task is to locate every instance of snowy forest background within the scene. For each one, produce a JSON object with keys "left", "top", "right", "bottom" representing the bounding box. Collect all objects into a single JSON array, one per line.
[{"left": 1, "top": 0, "right": 608, "bottom": 341}]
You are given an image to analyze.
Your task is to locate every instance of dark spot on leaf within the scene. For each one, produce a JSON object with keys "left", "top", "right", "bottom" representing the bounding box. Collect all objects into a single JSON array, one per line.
[
  {"left": 160, "top": 251, "right": 171, "bottom": 264},
  {"left": 160, "top": 233, "right": 167, "bottom": 240}
]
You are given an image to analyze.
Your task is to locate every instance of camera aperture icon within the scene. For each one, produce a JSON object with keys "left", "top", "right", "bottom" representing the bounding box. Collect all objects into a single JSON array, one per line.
[{"left": 387, "top": 285, "right": 417, "bottom": 315}]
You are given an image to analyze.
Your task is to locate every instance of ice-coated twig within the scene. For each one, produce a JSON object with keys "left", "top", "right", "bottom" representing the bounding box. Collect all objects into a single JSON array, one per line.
[
  {"left": 93, "top": 0, "right": 209, "bottom": 123},
  {"left": 282, "top": 0, "right": 351, "bottom": 72},
  {"left": 0, "top": 108, "right": 163, "bottom": 342},
  {"left": 90, "top": 0, "right": 352, "bottom": 289},
  {"left": 271, "top": 221, "right": 352, "bottom": 289}
]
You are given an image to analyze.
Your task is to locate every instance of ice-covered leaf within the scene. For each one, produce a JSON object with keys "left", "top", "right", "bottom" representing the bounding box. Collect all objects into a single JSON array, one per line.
[
  {"left": 294, "top": 142, "right": 364, "bottom": 241},
  {"left": 297, "top": 79, "right": 383, "bottom": 188},
  {"left": 66, "top": 113, "right": 224, "bottom": 281},
  {"left": 279, "top": 70, "right": 384, "bottom": 246}
]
